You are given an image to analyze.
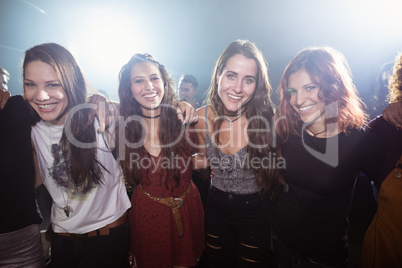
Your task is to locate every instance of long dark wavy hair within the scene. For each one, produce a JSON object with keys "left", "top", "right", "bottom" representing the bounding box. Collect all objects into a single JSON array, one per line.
[
  {"left": 23, "top": 43, "right": 103, "bottom": 192},
  {"left": 277, "top": 46, "right": 368, "bottom": 141},
  {"left": 118, "top": 53, "right": 189, "bottom": 187},
  {"left": 206, "top": 39, "right": 279, "bottom": 193}
]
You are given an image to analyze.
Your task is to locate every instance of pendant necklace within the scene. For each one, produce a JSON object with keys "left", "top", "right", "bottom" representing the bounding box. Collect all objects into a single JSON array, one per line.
[
  {"left": 307, "top": 126, "right": 327, "bottom": 137},
  {"left": 223, "top": 109, "right": 246, "bottom": 131},
  {"left": 47, "top": 122, "right": 73, "bottom": 217}
]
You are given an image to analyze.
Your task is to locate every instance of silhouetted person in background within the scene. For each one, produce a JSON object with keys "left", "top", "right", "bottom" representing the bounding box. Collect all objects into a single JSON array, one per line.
[{"left": 178, "top": 74, "right": 201, "bottom": 108}]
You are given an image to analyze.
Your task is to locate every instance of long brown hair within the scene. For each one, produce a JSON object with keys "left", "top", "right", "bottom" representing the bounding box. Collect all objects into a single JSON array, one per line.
[
  {"left": 277, "top": 46, "right": 368, "bottom": 141},
  {"left": 23, "top": 43, "right": 103, "bottom": 192},
  {"left": 118, "top": 53, "right": 190, "bottom": 187},
  {"left": 207, "top": 39, "right": 279, "bottom": 193}
]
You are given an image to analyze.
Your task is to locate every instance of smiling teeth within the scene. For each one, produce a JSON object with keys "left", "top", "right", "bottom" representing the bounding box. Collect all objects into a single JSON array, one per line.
[
  {"left": 39, "top": 104, "right": 56, "bottom": 109},
  {"left": 144, "top": 93, "right": 157, "bottom": 98},
  {"left": 228, "top": 94, "right": 241, "bottom": 100},
  {"left": 299, "top": 105, "right": 314, "bottom": 112}
]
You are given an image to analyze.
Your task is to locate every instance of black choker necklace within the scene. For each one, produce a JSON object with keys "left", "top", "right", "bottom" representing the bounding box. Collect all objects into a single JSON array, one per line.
[
  {"left": 307, "top": 126, "right": 326, "bottom": 137},
  {"left": 224, "top": 108, "right": 246, "bottom": 117},
  {"left": 223, "top": 109, "right": 246, "bottom": 131},
  {"left": 140, "top": 113, "right": 161, "bottom": 119}
]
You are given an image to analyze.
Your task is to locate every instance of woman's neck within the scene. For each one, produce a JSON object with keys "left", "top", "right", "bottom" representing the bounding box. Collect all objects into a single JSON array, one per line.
[
  {"left": 305, "top": 120, "right": 327, "bottom": 137},
  {"left": 223, "top": 106, "right": 246, "bottom": 117},
  {"left": 140, "top": 107, "right": 161, "bottom": 118}
]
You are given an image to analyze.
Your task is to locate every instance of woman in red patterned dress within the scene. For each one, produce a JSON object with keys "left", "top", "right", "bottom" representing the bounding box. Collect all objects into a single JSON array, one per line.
[{"left": 117, "top": 53, "right": 204, "bottom": 268}]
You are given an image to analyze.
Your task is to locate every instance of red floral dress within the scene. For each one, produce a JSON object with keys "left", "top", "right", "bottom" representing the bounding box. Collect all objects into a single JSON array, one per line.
[{"left": 129, "top": 150, "right": 205, "bottom": 268}]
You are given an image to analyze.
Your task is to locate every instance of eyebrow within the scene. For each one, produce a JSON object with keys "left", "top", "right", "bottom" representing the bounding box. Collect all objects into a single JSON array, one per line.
[
  {"left": 226, "top": 70, "right": 256, "bottom": 79},
  {"left": 23, "top": 78, "right": 60, "bottom": 83},
  {"left": 303, "top": 83, "right": 317, "bottom": 88},
  {"left": 132, "top": 73, "right": 160, "bottom": 79}
]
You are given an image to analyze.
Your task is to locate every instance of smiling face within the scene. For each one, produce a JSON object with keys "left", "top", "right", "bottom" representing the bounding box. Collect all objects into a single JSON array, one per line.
[
  {"left": 217, "top": 54, "right": 257, "bottom": 113},
  {"left": 130, "top": 61, "right": 164, "bottom": 115},
  {"left": 288, "top": 70, "right": 326, "bottom": 125},
  {"left": 24, "top": 61, "right": 69, "bottom": 125}
]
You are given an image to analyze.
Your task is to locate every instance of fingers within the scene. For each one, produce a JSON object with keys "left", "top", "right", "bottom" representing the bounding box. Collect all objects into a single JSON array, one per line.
[
  {"left": 176, "top": 107, "right": 184, "bottom": 123},
  {"left": 88, "top": 94, "right": 109, "bottom": 133},
  {"left": 187, "top": 111, "right": 198, "bottom": 124},
  {"left": 176, "top": 100, "right": 199, "bottom": 125},
  {"left": 183, "top": 106, "right": 195, "bottom": 124},
  {"left": 383, "top": 102, "right": 402, "bottom": 129},
  {"left": 179, "top": 112, "right": 198, "bottom": 126},
  {"left": 97, "top": 105, "right": 106, "bottom": 133},
  {"left": 181, "top": 108, "right": 192, "bottom": 125},
  {"left": 385, "top": 113, "right": 402, "bottom": 129},
  {"left": 0, "top": 89, "right": 11, "bottom": 110},
  {"left": 176, "top": 106, "right": 198, "bottom": 126}
]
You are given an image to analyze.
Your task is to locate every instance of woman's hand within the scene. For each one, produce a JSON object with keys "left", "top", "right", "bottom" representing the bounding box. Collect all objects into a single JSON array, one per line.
[
  {"left": 177, "top": 100, "right": 197, "bottom": 125},
  {"left": 383, "top": 102, "right": 402, "bottom": 129},
  {"left": 0, "top": 89, "right": 11, "bottom": 110},
  {"left": 88, "top": 94, "right": 120, "bottom": 133}
]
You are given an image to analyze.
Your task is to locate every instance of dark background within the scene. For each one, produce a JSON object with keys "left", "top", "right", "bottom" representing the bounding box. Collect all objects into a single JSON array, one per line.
[{"left": 1, "top": 0, "right": 402, "bottom": 114}]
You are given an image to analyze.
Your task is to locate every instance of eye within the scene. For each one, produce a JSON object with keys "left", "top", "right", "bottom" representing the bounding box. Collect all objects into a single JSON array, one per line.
[
  {"left": 24, "top": 82, "right": 35, "bottom": 87},
  {"left": 287, "top": 88, "right": 296, "bottom": 95},
  {"left": 48, "top": 83, "right": 62, "bottom": 88},
  {"left": 151, "top": 76, "right": 160, "bottom": 82},
  {"left": 134, "top": 79, "right": 143, "bottom": 84},
  {"left": 306, "top": 85, "right": 318, "bottom": 91},
  {"left": 244, "top": 78, "right": 255, "bottom": 84},
  {"left": 226, "top": 73, "right": 235, "bottom": 80}
]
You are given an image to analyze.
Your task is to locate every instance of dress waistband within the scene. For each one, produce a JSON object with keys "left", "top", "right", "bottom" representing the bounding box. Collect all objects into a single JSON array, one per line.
[{"left": 139, "top": 182, "right": 193, "bottom": 237}]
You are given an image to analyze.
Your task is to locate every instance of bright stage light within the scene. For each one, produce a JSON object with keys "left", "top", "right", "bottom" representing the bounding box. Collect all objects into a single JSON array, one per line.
[{"left": 68, "top": 8, "right": 148, "bottom": 99}]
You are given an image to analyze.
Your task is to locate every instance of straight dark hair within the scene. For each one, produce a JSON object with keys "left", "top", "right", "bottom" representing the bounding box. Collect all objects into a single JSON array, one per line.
[{"left": 23, "top": 43, "right": 103, "bottom": 192}]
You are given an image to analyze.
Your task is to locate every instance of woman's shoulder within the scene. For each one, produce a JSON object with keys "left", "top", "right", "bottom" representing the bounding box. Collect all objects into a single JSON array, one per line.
[
  {"left": 367, "top": 115, "right": 396, "bottom": 135},
  {"left": 195, "top": 105, "right": 208, "bottom": 116},
  {"left": 194, "top": 105, "right": 213, "bottom": 128},
  {"left": 340, "top": 126, "right": 385, "bottom": 156}
]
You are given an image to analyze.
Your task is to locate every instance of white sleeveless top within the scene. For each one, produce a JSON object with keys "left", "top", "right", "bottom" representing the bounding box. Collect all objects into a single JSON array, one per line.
[{"left": 31, "top": 119, "right": 131, "bottom": 234}]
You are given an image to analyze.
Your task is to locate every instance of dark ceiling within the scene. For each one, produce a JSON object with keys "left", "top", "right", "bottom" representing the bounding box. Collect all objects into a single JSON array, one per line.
[{"left": 1, "top": 0, "right": 402, "bottom": 109}]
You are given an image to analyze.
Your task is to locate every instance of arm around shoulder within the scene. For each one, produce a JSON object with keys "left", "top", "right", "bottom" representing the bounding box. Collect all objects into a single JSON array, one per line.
[{"left": 383, "top": 102, "right": 402, "bottom": 129}]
